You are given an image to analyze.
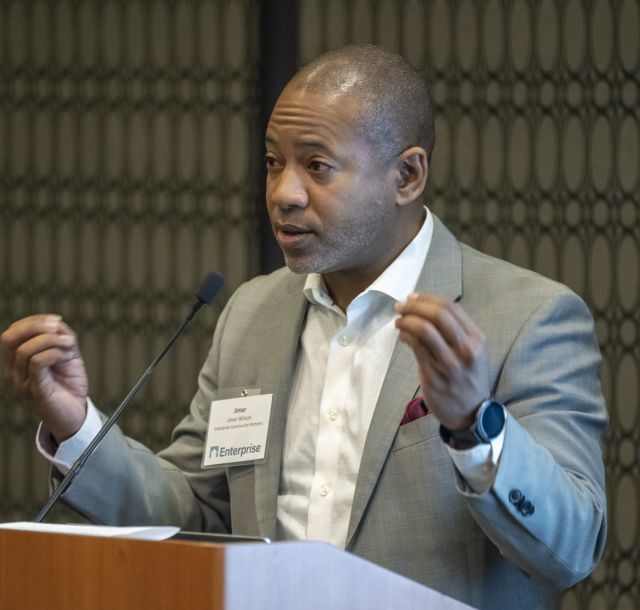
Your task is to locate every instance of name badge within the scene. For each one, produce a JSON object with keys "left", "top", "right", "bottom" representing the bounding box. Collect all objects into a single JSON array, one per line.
[{"left": 202, "top": 393, "right": 272, "bottom": 468}]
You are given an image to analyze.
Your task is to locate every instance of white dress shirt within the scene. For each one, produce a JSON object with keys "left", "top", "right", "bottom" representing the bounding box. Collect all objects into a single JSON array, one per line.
[
  {"left": 38, "top": 208, "right": 504, "bottom": 545},
  {"left": 275, "top": 209, "right": 503, "bottom": 548}
]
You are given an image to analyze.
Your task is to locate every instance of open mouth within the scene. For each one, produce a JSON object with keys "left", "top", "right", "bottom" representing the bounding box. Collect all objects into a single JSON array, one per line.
[{"left": 275, "top": 223, "right": 313, "bottom": 247}]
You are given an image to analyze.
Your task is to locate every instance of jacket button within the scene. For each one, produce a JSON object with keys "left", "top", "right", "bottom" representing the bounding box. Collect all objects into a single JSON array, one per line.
[
  {"left": 520, "top": 500, "right": 535, "bottom": 517},
  {"left": 509, "top": 489, "right": 523, "bottom": 504}
]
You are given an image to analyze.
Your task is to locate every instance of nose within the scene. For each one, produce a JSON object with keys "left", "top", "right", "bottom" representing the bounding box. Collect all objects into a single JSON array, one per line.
[{"left": 267, "top": 165, "right": 309, "bottom": 210}]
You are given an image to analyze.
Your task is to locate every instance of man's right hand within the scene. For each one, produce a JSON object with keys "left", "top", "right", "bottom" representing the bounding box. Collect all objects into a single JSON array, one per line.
[{"left": 1, "top": 315, "right": 88, "bottom": 443}]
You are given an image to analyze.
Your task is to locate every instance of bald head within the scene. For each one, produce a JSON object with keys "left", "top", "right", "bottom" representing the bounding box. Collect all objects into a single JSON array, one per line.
[{"left": 285, "top": 45, "right": 435, "bottom": 163}]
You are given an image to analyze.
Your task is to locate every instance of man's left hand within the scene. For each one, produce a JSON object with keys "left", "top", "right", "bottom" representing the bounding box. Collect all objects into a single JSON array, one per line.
[{"left": 395, "top": 294, "right": 490, "bottom": 430}]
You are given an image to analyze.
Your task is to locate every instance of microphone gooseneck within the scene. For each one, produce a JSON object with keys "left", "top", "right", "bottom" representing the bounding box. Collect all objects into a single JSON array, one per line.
[{"left": 34, "top": 272, "right": 225, "bottom": 523}]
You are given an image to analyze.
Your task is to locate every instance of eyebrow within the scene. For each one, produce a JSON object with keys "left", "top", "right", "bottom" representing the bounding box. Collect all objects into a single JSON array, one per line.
[
  {"left": 264, "top": 136, "right": 334, "bottom": 155},
  {"left": 297, "top": 140, "right": 333, "bottom": 153}
]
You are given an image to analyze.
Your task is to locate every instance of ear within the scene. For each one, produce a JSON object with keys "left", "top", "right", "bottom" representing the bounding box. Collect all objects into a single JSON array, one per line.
[{"left": 394, "top": 147, "right": 428, "bottom": 206}]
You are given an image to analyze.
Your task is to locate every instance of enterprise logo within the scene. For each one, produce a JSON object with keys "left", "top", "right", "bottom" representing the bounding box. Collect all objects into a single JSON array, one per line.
[{"left": 209, "top": 444, "right": 262, "bottom": 459}]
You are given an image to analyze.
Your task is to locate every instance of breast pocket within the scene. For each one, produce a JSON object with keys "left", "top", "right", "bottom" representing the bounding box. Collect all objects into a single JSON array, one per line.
[{"left": 391, "top": 413, "right": 440, "bottom": 451}]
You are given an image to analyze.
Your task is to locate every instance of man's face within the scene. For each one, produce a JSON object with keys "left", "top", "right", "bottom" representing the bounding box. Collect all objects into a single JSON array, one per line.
[{"left": 265, "top": 88, "right": 400, "bottom": 278}]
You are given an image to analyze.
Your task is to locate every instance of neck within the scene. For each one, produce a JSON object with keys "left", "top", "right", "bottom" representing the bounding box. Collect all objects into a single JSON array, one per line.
[
  {"left": 323, "top": 267, "right": 387, "bottom": 312},
  {"left": 323, "top": 207, "right": 426, "bottom": 311}
]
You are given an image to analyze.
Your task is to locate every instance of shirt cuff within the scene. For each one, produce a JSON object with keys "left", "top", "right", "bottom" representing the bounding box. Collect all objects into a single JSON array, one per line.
[
  {"left": 35, "top": 398, "right": 103, "bottom": 475},
  {"left": 445, "top": 414, "right": 507, "bottom": 494}
]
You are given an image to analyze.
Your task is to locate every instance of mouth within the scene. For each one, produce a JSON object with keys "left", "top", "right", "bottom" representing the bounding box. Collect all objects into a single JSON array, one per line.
[{"left": 274, "top": 223, "right": 314, "bottom": 248}]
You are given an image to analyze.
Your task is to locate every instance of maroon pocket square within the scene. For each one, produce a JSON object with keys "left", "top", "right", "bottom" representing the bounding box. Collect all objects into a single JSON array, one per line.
[{"left": 400, "top": 396, "right": 429, "bottom": 426}]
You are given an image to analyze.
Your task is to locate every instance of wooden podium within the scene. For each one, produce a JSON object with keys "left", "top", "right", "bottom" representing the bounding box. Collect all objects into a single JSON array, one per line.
[{"left": 0, "top": 529, "right": 475, "bottom": 610}]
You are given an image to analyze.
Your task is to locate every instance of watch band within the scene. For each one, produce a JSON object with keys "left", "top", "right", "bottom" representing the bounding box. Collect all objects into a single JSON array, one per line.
[{"left": 439, "top": 398, "right": 506, "bottom": 448}]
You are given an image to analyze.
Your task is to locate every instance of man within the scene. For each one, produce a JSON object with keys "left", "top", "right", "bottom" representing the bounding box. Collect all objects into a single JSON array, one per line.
[{"left": 1, "top": 46, "right": 607, "bottom": 609}]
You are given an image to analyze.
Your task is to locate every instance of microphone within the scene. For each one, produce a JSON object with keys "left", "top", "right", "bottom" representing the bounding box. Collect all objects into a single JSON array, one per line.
[{"left": 34, "top": 271, "right": 225, "bottom": 523}]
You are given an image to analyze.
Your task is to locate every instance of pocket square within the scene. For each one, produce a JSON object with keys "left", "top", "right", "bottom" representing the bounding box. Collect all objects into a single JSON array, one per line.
[{"left": 401, "top": 396, "right": 429, "bottom": 426}]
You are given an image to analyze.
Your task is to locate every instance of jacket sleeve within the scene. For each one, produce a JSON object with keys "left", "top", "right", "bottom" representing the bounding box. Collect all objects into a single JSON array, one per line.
[
  {"left": 459, "top": 288, "right": 608, "bottom": 589},
  {"left": 57, "top": 289, "right": 242, "bottom": 532}
]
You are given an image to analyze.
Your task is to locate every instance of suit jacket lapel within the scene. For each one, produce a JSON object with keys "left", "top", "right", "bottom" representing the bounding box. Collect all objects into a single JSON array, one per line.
[
  {"left": 253, "top": 272, "right": 308, "bottom": 539},
  {"left": 346, "top": 214, "right": 463, "bottom": 547}
]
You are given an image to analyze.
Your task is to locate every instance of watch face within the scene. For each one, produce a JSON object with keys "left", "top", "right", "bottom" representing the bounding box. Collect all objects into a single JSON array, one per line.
[{"left": 480, "top": 400, "right": 506, "bottom": 438}]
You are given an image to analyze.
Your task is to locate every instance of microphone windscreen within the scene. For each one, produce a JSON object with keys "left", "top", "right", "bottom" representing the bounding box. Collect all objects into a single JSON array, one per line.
[{"left": 197, "top": 272, "right": 225, "bottom": 304}]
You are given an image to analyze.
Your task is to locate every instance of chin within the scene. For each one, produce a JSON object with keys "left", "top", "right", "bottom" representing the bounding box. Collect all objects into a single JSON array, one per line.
[
  {"left": 282, "top": 252, "right": 329, "bottom": 275},
  {"left": 283, "top": 257, "right": 316, "bottom": 275}
]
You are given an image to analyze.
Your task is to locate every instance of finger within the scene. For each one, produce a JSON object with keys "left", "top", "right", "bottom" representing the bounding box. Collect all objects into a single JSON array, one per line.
[
  {"left": 396, "top": 297, "right": 467, "bottom": 349},
  {"left": 26, "top": 347, "right": 79, "bottom": 389},
  {"left": 443, "top": 302, "right": 485, "bottom": 341},
  {"left": 398, "top": 328, "right": 435, "bottom": 372},
  {"left": 397, "top": 295, "right": 486, "bottom": 358},
  {"left": 12, "top": 333, "right": 76, "bottom": 387},
  {"left": 56, "top": 321, "right": 82, "bottom": 358},
  {"left": 396, "top": 307, "right": 461, "bottom": 366},
  {"left": 406, "top": 293, "right": 484, "bottom": 340},
  {"left": 57, "top": 320, "right": 77, "bottom": 338},
  {"left": 2, "top": 315, "right": 64, "bottom": 375},
  {"left": 396, "top": 293, "right": 450, "bottom": 314},
  {"left": 1, "top": 315, "right": 63, "bottom": 348},
  {"left": 396, "top": 316, "right": 459, "bottom": 377},
  {"left": 418, "top": 301, "right": 487, "bottom": 364},
  {"left": 14, "top": 332, "right": 76, "bottom": 384},
  {"left": 398, "top": 329, "right": 450, "bottom": 394},
  {"left": 397, "top": 294, "right": 470, "bottom": 328}
]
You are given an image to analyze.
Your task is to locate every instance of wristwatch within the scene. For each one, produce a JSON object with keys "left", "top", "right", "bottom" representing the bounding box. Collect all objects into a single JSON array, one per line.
[{"left": 439, "top": 398, "right": 506, "bottom": 447}]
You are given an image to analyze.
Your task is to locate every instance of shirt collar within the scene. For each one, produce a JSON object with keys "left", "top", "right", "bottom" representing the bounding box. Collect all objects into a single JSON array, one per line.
[{"left": 303, "top": 207, "right": 434, "bottom": 308}]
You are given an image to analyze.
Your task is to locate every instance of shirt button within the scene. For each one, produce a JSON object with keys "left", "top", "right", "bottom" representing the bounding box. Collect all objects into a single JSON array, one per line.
[
  {"left": 328, "top": 409, "right": 338, "bottom": 421},
  {"left": 338, "top": 334, "right": 350, "bottom": 346},
  {"left": 319, "top": 484, "right": 330, "bottom": 497}
]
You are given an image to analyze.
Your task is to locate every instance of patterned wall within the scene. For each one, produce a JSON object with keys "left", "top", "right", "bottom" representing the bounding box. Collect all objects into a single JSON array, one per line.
[
  {"left": 298, "top": 1, "right": 639, "bottom": 608},
  {"left": 1, "top": 1, "right": 638, "bottom": 608},
  {"left": 0, "top": 0, "right": 261, "bottom": 518}
]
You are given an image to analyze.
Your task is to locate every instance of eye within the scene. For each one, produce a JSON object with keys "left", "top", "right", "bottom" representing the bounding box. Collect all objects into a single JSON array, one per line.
[
  {"left": 264, "top": 154, "right": 281, "bottom": 170},
  {"left": 308, "top": 159, "right": 332, "bottom": 173}
]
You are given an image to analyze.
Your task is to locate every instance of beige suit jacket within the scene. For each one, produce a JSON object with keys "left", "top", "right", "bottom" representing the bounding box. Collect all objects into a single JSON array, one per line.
[{"left": 61, "top": 216, "right": 608, "bottom": 610}]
